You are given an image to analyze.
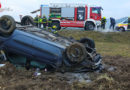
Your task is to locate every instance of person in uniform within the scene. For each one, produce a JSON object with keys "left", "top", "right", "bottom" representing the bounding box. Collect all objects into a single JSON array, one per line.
[
  {"left": 39, "top": 16, "right": 43, "bottom": 28},
  {"left": 34, "top": 15, "right": 39, "bottom": 27},
  {"left": 42, "top": 15, "right": 47, "bottom": 29},
  {"left": 101, "top": 17, "right": 107, "bottom": 29},
  {"left": 110, "top": 17, "right": 116, "bottom": 30},
  {"left": 48, "top": 15, "right": 52, "bottom": 30}
]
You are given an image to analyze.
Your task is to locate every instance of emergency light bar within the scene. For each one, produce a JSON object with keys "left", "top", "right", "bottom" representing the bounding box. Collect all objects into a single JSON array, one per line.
[
  {"left": 50, "top": 3, "right": 86, "bottom": 7},
  {"left": 41, "top": 3, "right": 100, "bottom": 8}
]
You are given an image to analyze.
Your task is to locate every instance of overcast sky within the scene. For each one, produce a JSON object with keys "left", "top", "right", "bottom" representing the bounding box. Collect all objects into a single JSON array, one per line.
[{"left": 0, "top": 0, "right": 130, "bottom": 21}]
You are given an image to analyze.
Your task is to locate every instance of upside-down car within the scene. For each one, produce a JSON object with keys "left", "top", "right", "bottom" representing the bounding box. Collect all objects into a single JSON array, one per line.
[{"left": 0, "top": 15, "right": 102, "bottom": 72}]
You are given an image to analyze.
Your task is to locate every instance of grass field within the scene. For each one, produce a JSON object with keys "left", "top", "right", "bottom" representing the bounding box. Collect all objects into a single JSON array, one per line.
[{"left": 59, "top": 30, "right": 130, "bottom": 57}]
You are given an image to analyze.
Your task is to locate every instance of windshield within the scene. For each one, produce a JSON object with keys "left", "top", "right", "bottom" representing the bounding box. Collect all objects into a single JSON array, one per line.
[
  {"left": 92, "top": 7, "right": 101, "bottom": 14},
  {"left": 123, "top": 19, "right": 128, "bottom": 23}
]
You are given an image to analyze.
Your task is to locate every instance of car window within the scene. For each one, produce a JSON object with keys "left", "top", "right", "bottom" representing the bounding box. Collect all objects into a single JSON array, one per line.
[{"left": 123, "top": 19, "right": 128, "bottom": 23}]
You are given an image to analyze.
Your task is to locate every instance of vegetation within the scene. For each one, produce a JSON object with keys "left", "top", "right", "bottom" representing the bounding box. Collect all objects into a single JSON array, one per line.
[{"left": 58, "top": 30, "right": 130, "bottom": 57}]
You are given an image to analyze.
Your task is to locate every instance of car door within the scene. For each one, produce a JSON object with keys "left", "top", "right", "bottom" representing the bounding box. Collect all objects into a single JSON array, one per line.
[
  {"left": 90, "top": 7, "right": 101, "bottom": 20},
  {"left": 121, "top": 19, "right": 128, "bottom": 30},
  {"left": 77, "top": 7, "right": 85, "bottom": 21}
]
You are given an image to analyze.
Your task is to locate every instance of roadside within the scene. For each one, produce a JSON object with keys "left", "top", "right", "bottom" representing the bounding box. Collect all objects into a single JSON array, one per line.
[{"left": 60, "top": 27, "right": 117, "bottom": 32}]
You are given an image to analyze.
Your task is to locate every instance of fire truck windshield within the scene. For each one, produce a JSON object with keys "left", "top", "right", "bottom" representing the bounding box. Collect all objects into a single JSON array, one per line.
[{"left": 92, "top": 7, "right": 101, "bottom": 15}]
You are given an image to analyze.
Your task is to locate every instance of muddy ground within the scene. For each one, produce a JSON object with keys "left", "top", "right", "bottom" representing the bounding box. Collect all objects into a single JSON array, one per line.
[{"left": 0, "top": 55, "right": 130, "bottom": 90}]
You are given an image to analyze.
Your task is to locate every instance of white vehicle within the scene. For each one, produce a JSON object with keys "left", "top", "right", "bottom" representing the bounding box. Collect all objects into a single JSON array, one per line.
[{"left": 115, "top": 17, "right": 130, "bottom": 31}]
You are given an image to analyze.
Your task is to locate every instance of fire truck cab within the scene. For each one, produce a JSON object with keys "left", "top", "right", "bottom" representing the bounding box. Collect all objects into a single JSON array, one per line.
[{"left": 40, "top": 3, "right": 102, "bottom": 30}]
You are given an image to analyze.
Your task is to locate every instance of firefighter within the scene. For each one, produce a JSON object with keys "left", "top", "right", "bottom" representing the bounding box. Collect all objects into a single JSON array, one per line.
[
  {"left": 34, "top": 15, "right": 39, "bottom": 27},
  {"left": 38, "top": 16, "right": 42, "bottom": 28},
  {"left": 48, "top": 15, "right": 52, "bottom": 30},
  {"left": 48, "top": 14, "right": 58, "bottom": 34},
  {"left": 109, "top": 17, "right": 116, "bottom": 30},
  {"left": 101, "top": 17, "right": 107, "bottom": 29},
  {"left": 52, "top": 25, "right": 58, "bottom": 34},
  {"left": 42, "top": 15, "right": 47, "bottom": 29}
]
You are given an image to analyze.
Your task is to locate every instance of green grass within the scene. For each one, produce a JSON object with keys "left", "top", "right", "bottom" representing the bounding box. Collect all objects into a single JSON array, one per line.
[
  {"left": 96, "top": 42, "right": 130, "bottom": 57},
  {"left": 58, "top": 30, "right": 130, "bottom": 57}
]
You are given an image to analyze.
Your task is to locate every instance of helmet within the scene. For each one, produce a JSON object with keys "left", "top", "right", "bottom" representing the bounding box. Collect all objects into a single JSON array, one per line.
[
  {"left": 52, "top": 25, "right": 57, "bottom": 29},
  {"left": 103, "top": 17, "right": 106, "bottom": 19}
]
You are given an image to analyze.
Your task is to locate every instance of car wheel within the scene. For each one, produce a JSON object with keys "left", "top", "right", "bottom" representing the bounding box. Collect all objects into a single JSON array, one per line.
[
  {"left": 85, "top": 22, "right": 95, "bottom": 30},
  {"left": 79, "top": 38, "right": 95, "bottom": 48},
  {"left": 66, "top": 42, "right": 87, "bottom": 63},
  {"left": 52, "top": 22, "right": 61, "bottom": 30},
  {"left": 0, "top": 15, "right": 16, "bottom": 36},
  {"left": 118, "top": 27, "right": 125, "bottom": 32},
  {"left": 21, "top": 15, "right": 35, "bottom": 26}
]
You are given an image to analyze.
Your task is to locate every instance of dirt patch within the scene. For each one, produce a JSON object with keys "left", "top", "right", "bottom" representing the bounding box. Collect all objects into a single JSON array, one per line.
[
  {"left": 102, "top": 55, "right": 130, "bottom": 90},
  {"left": 0, "top": 55, "right": 130, "bottom": 90}
]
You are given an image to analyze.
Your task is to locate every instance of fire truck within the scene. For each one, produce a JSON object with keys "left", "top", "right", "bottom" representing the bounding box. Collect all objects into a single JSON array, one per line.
[{"left": 40, "top": 3, "right": 102, "bottom": 30}]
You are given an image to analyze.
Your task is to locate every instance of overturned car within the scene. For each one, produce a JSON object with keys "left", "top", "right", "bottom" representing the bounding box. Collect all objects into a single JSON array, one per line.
[{"left": 0, "top": 15, "right": 102, "bottom": 72}]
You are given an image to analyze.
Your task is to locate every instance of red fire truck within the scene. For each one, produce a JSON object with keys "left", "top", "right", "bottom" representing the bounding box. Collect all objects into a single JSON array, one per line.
[{"left": 40, "top": 3, "right": 102, "bottom": 30}]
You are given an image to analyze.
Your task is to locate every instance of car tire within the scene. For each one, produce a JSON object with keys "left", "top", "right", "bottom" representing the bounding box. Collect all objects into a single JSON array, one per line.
[
  {"left": 85, "top": 22, "right": 95, "bottom": 30},
  {"left": 52, "top": 22, "right": 61, "bottom": 30},
  {"left": 66, "top": 42, "right": 87, "bottom": 63},
  {"left": 79, "top": 38, "right": 95, "bottom": 48},
  {"left": 0, "top": 15, "right": 16, "bottom": 36},
  {"left": 118, "top": 27, "right": 125, "bottom": 32},
  {"left": 21, "top": 15, "right": 35, "bottom": 26}
]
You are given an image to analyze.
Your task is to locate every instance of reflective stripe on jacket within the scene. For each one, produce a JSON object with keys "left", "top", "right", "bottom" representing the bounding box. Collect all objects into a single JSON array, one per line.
[
  {"left": 48, "top": 18, "right": 52, "bottom": 23},
  {"left": 34, "top": 17, "right": 38, "bottom": 23},
  {"left": 101, "top": 18, "right": 106, "bottom": 24},
  {"left": 42, "top": 17, "right": 47, "bottom": 23},
  {"left": 39, "top": 18, "right": 42, "bottom": 23}
]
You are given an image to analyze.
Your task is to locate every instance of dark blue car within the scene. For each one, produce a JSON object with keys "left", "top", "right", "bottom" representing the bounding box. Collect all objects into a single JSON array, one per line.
[{"left": 0, "top": 15, "right": 102, "bottom": 72}]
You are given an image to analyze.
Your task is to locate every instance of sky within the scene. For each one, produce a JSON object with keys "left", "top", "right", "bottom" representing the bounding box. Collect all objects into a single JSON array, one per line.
[{"left": 0, "top": 0, "right": 130, "bottom": 21}]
